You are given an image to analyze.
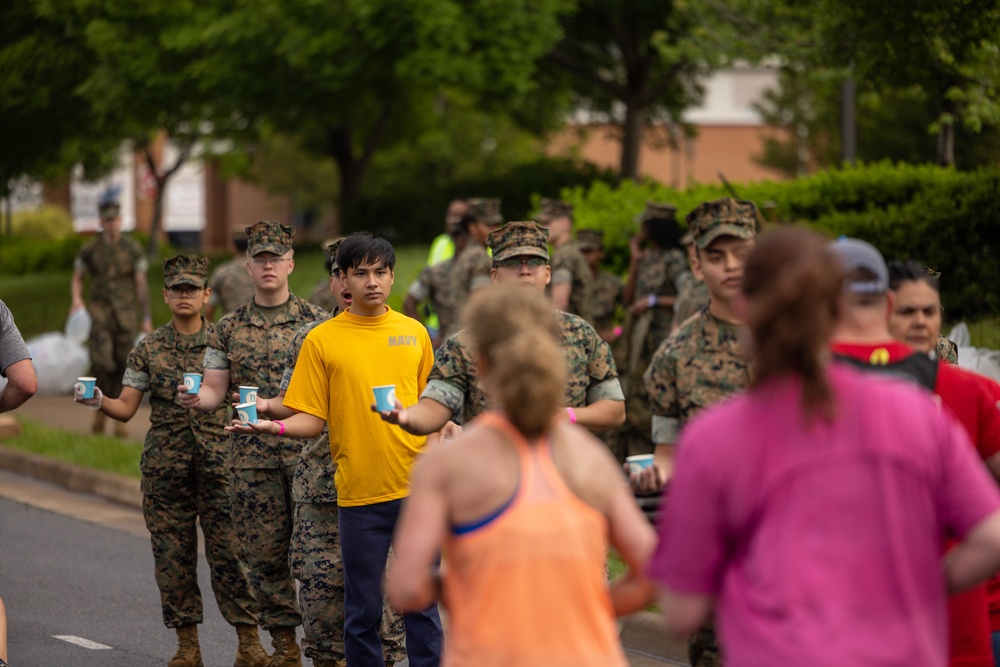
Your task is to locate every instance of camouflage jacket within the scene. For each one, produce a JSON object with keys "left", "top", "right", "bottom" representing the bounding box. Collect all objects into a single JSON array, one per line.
[
  {"left": 424, "top": 310, "right": 623, "bottom": 424},
  {"left": 444, "top": 244, "right": 491, "bottom": 335},
  {"left": 207, "top": 258, "right": 255, "bottom": 314},
  {"left": 936, "top": 334, "right": 959, "bottom": 365},
  {"left": 591, "top": 270, "right": 624, "bottom": 334},
  {"left": 408, "top": 259, "right": 458, "bottom": 336},
  {"left": 308, "top": 278, "right": 339, "bottom": 314},
  {"left": 75, "top": 235, "right": 147, "bottom": 316},
  {"left": 205, "top": 293, "right": 330, "bottom": 468},
  {"left": 280, "top": 318, "right": 336, "bottom": 503},
  {"left": 550, "top": 241, "right": 595, "bottom": 324},
  {"left": 674, "top": 276, "right": 711, "bottom": 329},
  {"left": 123, "top": 319, "right": 231, "bottom": 478},
  {"left": 632, "top": 246, "right": 689, "bottom": 346},
  {"left": 643, "top": 306, "right": 750, "bottom": 445}
]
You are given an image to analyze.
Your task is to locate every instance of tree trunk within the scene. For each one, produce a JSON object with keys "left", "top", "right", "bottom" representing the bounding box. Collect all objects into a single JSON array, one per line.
[
  {"left": 937, "top": 97, "right": 957, "bottom": 166},
  {"left": 142, "top": 140, "right": 193, "bottom": 259},
  {"left": 620, "top": 100, "right": 644, "bottom": 181}
]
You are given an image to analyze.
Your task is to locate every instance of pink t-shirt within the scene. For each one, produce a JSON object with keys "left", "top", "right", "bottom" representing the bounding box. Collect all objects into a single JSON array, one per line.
[{"left": 650, "top": 363, "right": 1000, "bottom": 667}]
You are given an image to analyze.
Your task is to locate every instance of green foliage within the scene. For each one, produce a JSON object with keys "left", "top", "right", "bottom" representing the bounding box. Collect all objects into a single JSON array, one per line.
[
  {"left": 0, "top": 235, "right": 84, "bottom": 275},
  {"left": 566, "top": 162, "right": 1000, "bottom": 319},
  {"left": 9, "top": 205, "right": 75, "bottom": 240},
  {"left": 5, "top": 418, "right": 142, "bottom": 479}
]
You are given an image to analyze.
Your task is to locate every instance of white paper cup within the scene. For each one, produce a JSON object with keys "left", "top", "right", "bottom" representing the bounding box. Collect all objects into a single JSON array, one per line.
[
  {"left": 75, "top": 376, "right": 97, "bottom": 399},
  {"left": 239, "top": 386, "right": 258, "bottom": 404},
  {"left": 625, "top": 454, "right": 655, "bottom": 476},
  {"left": 235, "top": 401, "right": 258, "bottom": 424},
  {"left": 372, "top": 385, "right": 397, "bottom": 412},
  {"left": 183, "top": 373, "right": 202, "bottom": 394}
]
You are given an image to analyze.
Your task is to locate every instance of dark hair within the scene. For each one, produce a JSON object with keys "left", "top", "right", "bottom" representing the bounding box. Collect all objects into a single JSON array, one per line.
[
  {"left": 743, "top": 227, "right": 844, "bottom": 421},
  {"left": 457, "top": 213, "right": 479, "bottom": 233},
  {"left": 324, "top": 253, "right": 335, "bottom": 275},
  {"left": 233, "top": 236, "right": 249, "bottom": 253},
  {"left": 336, "top": 232, "right": 396, "bottom": 272},
  {"left": 644, "top": 216, "right": 683, "bottom": 249},
  {"left": 888, "top": 260, "right": 939, "bottom": 293}
]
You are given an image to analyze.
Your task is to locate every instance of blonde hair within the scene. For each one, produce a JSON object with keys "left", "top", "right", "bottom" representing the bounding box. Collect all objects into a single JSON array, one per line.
[{"left": 462, "top": 285, "right": 565, "bottom": 438}]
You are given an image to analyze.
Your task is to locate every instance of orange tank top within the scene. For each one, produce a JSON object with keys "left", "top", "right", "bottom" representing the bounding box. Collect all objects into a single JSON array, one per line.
[{"left": 441, "top": 412, "right": 627, "bottom": 667}]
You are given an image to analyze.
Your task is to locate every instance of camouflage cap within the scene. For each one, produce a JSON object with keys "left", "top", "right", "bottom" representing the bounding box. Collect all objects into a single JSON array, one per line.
[
  {"left": 98, "top": 186, "right": 121, "bottom": 221},
  {"left": 163, "top": 255, "right": 210, "bottom": 288},
  {"left": 466, "top": 198, "right": 504, "bottom": 227},
  {"left": 636, "top": 201, "right": 677, "bottom": 224},
  {"left": 536, "top": 198, "right": 574, "bottom": 224},
  {"left": 576, "top": 228, "right": 604, "bottom": 251},
  {"left": 685, "top": 197, "right": 758, "bottom": 250},
  {"left": 680, "top": 231, "right": 694, "bottom": 246},
  {"left": 487, "top": 221, "right": 550, "bottom": 262},
  {"left": 325, "top": 237, "right": 345, "bottom": 274},
  {"left": 245, "top": 220, "right": 294, "bottom": 256}
]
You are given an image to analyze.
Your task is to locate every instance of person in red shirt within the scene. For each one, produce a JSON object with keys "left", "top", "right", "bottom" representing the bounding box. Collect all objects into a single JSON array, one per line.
[{"left": 830, "top": 239, "right": 1000, "bottom": 667}]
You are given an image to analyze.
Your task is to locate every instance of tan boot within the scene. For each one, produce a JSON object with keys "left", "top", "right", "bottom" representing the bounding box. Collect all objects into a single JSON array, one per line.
[
  {"left": 168, "top": 624, "right": 204, "bottom": 667},
  {"left": 234, "top": 624, "right": 270, "bottom": 667},
  {"left": 267, "top": 626, "right": 302, "bottom": 667},
  {"left": 91, "top": 410, "right": 106, "bottom": 435}
]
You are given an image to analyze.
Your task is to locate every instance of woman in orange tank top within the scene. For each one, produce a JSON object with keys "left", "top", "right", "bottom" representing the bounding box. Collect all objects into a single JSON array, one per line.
[{"left": 388, "top": 285, "right": 656, "bottom": 667}]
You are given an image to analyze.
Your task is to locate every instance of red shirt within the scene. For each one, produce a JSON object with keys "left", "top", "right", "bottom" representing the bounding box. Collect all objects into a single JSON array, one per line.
[{"left": 833, "top": 341, "right": 1000, "bottom": 666}]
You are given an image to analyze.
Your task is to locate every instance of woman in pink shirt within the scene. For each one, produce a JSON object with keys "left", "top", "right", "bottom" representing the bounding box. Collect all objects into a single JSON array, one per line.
[{"left": 650, "top": 227, "right": 1000, "bottom": 667}]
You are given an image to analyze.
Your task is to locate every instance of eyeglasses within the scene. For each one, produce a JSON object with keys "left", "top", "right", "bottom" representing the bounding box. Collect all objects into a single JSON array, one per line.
[
  {"left": 249, "top": 256, "right": 290, "bottom": 267},
  {"left": 494, "top": 257, "right": 547, "bottom": 271},
  {"left": 166, "top": 285, "right": 204, "bottom": 298}
]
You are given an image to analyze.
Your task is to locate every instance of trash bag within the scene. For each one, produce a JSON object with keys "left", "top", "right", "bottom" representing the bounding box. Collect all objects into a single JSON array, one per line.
[
  {"left": 65, "top": 308, "right": 92, "bottom": 346},
  {"left": 25, "top": 331, "right": 90, "bottom": 395},
  {"left": 948, "top": 323, "right": 1000, "bottom": 383}
]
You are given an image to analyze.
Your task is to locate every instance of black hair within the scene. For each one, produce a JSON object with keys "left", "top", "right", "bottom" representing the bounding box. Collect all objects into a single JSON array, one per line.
[
  {"left": 336, "top": 232, "right": 396, "bottom": 272},
  {"left": 324, "top": 254, "right": 335, "bottom": 275},
  {"left": 644, "top": 216, "right": 683, "bottom": 249},
  {"left": 233, "top": 236, "right": 250, "bottom": 253},
  {"left": 888, "top": 260, "right": 939, "bottom": 293},
  {"left": 457, "top": 213, "right": 479, "bottom": 233}
]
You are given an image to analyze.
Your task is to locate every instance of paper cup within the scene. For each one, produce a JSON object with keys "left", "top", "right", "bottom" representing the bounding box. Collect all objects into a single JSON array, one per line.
[
  {"left": 183, "top": 373, "right": 202, "bottom": 394},
  {"left": 236, "top": 401, "right": 258, "bottom": 424},
  {"left": 75, "top": 376, "right": 97, "bottom": 399},
  {"left": 372, "top": 384, "right": 397, "bottom": 412},
  {"left": 625, "top": 454, "right": 655, "bottom": 476},
  {"left": 239, "top": 386, "right": 259, "bottom": 404}
]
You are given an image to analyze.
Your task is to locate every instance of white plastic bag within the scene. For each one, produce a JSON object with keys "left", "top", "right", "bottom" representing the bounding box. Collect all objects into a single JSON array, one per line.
[
  {"left": 65, "top": 308, "right": 92, "bottom": 346},
  {"left": 26, "top": 331, "right": 90, "bottom": 395},
  {"left": 948, "top": 323, "right": 1000, "bottom": 383}
]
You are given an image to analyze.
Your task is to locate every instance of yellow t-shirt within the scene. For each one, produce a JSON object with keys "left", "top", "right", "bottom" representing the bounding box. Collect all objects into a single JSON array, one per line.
[{"left": 283, "top": 307, "right": 434, "bottom": 506}]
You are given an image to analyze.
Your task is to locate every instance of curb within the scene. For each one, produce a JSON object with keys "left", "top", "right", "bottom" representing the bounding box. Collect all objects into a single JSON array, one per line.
[{"left": 0, "top": 445, "right": 142, "bottom": 510}]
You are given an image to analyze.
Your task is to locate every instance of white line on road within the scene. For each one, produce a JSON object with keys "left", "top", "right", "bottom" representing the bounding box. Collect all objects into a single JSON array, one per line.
[{"left": 52, "top": 635, "right": 113, "bottom": 650}]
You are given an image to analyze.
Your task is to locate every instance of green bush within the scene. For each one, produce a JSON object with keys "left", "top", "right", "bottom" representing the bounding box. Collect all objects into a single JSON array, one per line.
[
  {"left": 10, "top": 205, "right": 75, "bottom": 240},
  {"left": 565, "top": 162, "right": 1000, "bottom": 320},
  {"left": 0, "top": 235, "right": 86, "bottom": 275}
]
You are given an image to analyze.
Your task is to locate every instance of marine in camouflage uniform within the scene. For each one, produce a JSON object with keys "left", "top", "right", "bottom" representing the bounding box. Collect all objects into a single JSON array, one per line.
[
  {"left": 673, "top": 232, "right": 711, "bottom": 330},
  {"left": 281, "top": 241, "right": 405, "bottom": 667},
  {"left": 202, "top": 222, "right": 329, "bottom": 661},
  {"left": 442, "top": 198, "right": 502, "bottom": 338},
  {"left": 937, "top": 334, "right": 959, "bottom": 365},
  {"left": 405, "top": 258, "right": 458, "bottom": 345},
  {"left": 537, "top": 199, "right": 594, "bottom": 324},
  {"left": 307, "top": 246, "right": 340, "bottom": 314},
  {"left": 577, "top": 230, "right": 623, "bottom": 341},
  {"left": 206, "top": 234, "right": 255, "bottom": 321},
  {"left": 642, "top": 198, "right": 759, "bottom": 667},
  {"left": 71, "top": 194, "right": 152, "bottom": 436},
  {"left": 424, "top": 221, "right": 624, "bottom": 427}
]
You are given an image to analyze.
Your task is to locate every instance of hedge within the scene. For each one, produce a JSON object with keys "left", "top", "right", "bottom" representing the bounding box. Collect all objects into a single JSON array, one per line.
[{"left": 563, "top": 161, "right": 1000, "bottom": 320}]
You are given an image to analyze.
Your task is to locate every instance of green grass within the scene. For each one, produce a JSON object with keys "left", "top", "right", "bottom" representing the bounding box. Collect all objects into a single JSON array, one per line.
[
  {"left": 4, "top": 418, "right": 142, "bottom": 479},
  {"left": 963, "top": 317, "right": 1000, "bottom": 349},
  {"left": 0, "top": 245, "right": 430, "bottom": 339}
]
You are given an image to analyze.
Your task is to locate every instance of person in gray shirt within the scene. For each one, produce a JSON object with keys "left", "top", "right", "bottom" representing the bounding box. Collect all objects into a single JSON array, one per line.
[{"left": 0, "top": 299, "right": 37, "bottom": 414}]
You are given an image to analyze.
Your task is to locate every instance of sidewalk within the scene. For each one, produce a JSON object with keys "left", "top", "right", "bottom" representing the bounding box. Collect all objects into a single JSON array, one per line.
[{"left": 0, "top": 393, "right": 689, "bottom": 665}]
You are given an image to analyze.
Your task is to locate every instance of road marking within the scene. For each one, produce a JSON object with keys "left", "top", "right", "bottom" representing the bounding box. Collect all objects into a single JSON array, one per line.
[{"left": 53, "top": 635, "right": 113, "bottom": 650}]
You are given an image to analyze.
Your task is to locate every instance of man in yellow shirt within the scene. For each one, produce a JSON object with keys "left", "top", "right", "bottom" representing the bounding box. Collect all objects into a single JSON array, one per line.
[{"left": 229, "top": 232, "right": 441, "bottom": 667}]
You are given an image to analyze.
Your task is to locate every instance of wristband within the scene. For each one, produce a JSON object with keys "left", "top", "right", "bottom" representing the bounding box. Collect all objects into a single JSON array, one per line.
[
  {"left": 566, "top": 407, "right": 577, "bottom": 424},
  {"left": 613, "top": 325, "right": 623, "bottom": 338},
  {"left": 275, "top": 420, "right": 286, "bottom": 436},
  {"left": 647, "top": 293, "right": 657, "bottom": 308}
]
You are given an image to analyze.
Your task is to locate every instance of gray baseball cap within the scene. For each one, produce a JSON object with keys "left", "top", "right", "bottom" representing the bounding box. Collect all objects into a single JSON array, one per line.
[{"left": 828, "top": 236, "right": 888, "bottom": 294}]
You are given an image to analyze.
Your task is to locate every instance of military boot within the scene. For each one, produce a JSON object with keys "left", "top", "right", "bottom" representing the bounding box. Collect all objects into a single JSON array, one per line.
[
  {"left": 267, "top": 626, "right": 302, "bottom": 667},
  {"left": 91, "top": 410, "right": 106, "bottom": 435},
  {"left": 234, "top": 624, "right": 270, "bottom": 667},
  {"left": 168, "top": 624, "right": 204, "bottom": 667}
]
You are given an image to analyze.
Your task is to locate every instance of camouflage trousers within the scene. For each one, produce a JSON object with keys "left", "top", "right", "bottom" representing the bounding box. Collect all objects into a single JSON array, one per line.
[
  {"left": 688, "top": 616, "right": 722, "bottom": 667},
  {"left": 141, "top": 465, "right": 258, "bottom": 629},
  {"left": 88, "top": 305, "right": 136, "bottom": 399},
  {"left": 289, "top": 501, "right": 406, "bottom": 663},
  {"left": 231, "top": 465, "right": 302, "bottom": 630}
]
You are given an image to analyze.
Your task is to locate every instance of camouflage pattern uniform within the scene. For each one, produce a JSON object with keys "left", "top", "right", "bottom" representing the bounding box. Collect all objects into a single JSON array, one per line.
[
  {"left": 407, "top": 258, "right": 458, "bottom": 339},
  {"left": 126, "top": 256, "right": 258, "bottom": 630},
  {"left": 642, "top": 197, "right": 759, "bottom": 667},
  {"left": 674, "top": 276, "right": 711, "bottom": 327},
  {"left": 204, "top": 222, "right": 329, "bottom": 632},
  {"left": 75, "top": 233, "right": 147, "bottom": 398},
  {"left": 550, "top": 241, "right": 595, "bottom": 324},
  {"left": 442, "top": 198, "right": 502, "bottom": 338},
  {"left": 425, "top": 221, "right": 623, "bottom": 424},
  {"left": 591, "top": 269, "right": 623, "bottom": 335},
  {"left": 308, "top": 278, "right": 339, "bottom": 314},
  {"left": 936, "top": 334, "right": 959, "bottom": 365},
  {"left": 207, "top": 257, "right": 255, "bottom": 315}
]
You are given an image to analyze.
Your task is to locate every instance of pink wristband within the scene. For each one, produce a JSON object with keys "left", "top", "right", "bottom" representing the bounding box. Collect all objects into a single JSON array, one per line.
[
  {"left": 275, "top": 420, "right": 286, "bottom": 436},
  {"left": 566, "top": 407, "right": 577, "bottom": 424}
]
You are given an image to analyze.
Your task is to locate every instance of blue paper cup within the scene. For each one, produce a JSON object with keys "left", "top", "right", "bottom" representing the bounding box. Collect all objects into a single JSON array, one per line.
[
  {"left": 239, "top": 386, "right": 258, "bottom": 404},
  {"left": 183, "top": 373, "right": 202, "bottom": 394},
  {"left": 75, "top": 376, "right": 97, "bottom": 399},
  {"left": 236, "top": 401, "right": 258, "bottom": 424},
  {"left": 625, "top": 454, "right": 655, "bottom": 476},
  {"left": 372, "top": 385, "right": 397, "bottom": 412}
]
